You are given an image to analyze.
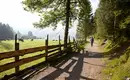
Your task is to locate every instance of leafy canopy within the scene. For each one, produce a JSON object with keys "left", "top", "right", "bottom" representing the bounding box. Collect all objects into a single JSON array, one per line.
[{"left": 22, "top": 0, "right": 80, "bottom": 29}]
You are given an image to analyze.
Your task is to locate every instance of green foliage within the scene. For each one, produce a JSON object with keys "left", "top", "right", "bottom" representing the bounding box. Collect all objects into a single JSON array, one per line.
[
  {"left": 22, "top": 0, "right": 82, "bottom": 29},
  {"left": 22, "top": 0, "right": 92, "bottom": 46},
  {"left": 23, "top": 0, "right": 92, "bottom": 43},
  {"left": 120, "top": 16, "right": 130, "bottom": 29},
  {"left": 23, "top": 0, "right": 65, "bottom": 28},
  {"left": 76, "top": 0, "right": 92, "bottom": 41},
  {"left": 95, "top": 0, "right": 130, "bottom": 41},
  {"left": 95, "top": 0, "right": 115, "bottom": 39}
]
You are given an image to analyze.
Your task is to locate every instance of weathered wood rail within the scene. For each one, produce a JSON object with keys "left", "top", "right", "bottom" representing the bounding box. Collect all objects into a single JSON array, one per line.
[{"left": 0, "top": 34, "right": 77, "bottom": 79}]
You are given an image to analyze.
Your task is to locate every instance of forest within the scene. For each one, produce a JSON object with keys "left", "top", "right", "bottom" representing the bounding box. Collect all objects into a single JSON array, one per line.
[
  {"left": 0, "top": 22, "right": 37, "bottom": 41},
  {"left": 95, "top": 0, "right": 130, "bottom": 43},
  {"left": 0, "top": 23, "right": 14, "bottom": 40}
]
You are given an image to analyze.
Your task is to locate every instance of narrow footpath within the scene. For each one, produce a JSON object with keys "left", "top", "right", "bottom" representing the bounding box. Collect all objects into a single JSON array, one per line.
[{"left": 30, "top": 41, "right": 105, "bottom": 80}]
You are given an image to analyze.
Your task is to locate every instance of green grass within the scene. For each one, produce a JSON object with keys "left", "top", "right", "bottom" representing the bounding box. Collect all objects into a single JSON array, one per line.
[
  {"left": 100, "top": 39, "right": 130, "bottom": 80},
  {"left": 0, "top": 39, "right": 64, "bottom": 78},
  {"left": 102, "top": 46, "right": 130, "bottom": 80}
]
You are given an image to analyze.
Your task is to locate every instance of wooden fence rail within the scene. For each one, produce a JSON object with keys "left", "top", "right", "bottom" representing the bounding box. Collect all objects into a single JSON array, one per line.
[{"left": 0, "top": 34, "right": 77, "bottom": 79}]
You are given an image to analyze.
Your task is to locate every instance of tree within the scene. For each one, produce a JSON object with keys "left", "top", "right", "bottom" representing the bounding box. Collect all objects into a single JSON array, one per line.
[
  {"left": 95, "top": 0, "right": 115, "bottom": 40},
  {"left": 94, "top": 0, "right": 130, "bottom": 43},
  {"left": 22, "top": 0, "right": 92, "bottom": 48},
  {"left": 114, "top": 0, "right": 130, "bottom": 39},
  {"left": 76, "top": 0, "right": 92, "bottom": 41},
  {"left": 0, "top": 23, "right": 14, "bottom": 40}
]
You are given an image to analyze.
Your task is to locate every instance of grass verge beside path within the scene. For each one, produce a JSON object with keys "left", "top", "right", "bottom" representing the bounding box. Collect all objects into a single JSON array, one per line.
[{"left": 102, "top": 41, "right": 130, "bottom": 80}]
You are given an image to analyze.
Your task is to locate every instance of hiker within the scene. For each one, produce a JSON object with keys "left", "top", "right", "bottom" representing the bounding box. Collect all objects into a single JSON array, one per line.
[{"left": 90, "top": 37, "right": 94, "bottom": 47}]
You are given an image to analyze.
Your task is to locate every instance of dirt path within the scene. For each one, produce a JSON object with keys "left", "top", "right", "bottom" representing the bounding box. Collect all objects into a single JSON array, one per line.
[
  {"left": 30, "top": 41, "right": 105, "bottom": 80},
  {"left": 84, "top": 41, "right": 105, "bottom": 80}
]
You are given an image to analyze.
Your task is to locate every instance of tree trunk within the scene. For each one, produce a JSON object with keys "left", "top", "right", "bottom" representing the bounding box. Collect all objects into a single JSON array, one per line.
[
  {"left": 64, "top": 0, "right": 70, "bottom": 48},
  {"left": 85, "top": 37, "right": 87, "bottom": 42}
]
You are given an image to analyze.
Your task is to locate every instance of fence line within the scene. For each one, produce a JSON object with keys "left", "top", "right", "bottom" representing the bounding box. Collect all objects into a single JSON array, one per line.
[{"left": 0, "top": 34, "right": 77, "bottom": 79}]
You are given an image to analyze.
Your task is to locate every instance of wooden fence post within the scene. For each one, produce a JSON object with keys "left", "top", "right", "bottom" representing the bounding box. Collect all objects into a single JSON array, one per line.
[
  {"left": 15, "top": 34, "right": 19, "bottom": 73},
  {"left": 59, "top": 35, "right": 61, "bottom": 55},
  {"left": 69, "top": 36, "right": 72, "bottom": 53},
  {"left": 73, "top": 37, "right": 77, "bottom": 51},
  {"left": 45, "top": 35, "right": 49, "bottom": 62}
]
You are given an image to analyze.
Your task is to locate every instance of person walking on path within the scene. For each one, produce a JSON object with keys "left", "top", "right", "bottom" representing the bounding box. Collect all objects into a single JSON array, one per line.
[{"left": 90, "top": 37, "right": 94, "bottom": 47}]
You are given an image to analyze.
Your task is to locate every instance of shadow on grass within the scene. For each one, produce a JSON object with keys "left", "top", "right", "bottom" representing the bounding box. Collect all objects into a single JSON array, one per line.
[
  {"left": 0, "top": 42, "right": 13, "bottom": 50},
  {"left": 103, "top": 41, "right": 130, "bottom": 60}
]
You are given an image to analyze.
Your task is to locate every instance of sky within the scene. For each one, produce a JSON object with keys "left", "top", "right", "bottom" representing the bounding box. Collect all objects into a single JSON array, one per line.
[
  {"left": 90, "top": 0, "right": 99, "bottom": 13},
  {"left": 0, "top": 0, "right": 99, "bottom": 39}
]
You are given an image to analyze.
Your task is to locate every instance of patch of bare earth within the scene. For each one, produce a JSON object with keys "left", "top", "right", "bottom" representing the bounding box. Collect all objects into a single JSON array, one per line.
[{"left": 30, "top": 41, "right": 105, "bottom": 80}]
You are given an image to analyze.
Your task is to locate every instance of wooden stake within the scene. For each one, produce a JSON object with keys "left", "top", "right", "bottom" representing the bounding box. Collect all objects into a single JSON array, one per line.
[
  {"left": 59, "top": 35, "right": 61, "bottom": 55},
  {"left": 15, "top": 34, "right": 19, "bottom": 73},
  {"left": 45, "top": 35, "right": 49, "bottom": 62}
]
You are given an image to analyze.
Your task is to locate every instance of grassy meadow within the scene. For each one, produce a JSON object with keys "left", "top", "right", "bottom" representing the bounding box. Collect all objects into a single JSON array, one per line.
[{"left": 0, "top": 39, "right": 64, "bottom": 78}]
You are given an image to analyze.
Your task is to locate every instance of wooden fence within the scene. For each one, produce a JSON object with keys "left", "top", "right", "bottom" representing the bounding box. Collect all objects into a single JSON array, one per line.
[{"left": 0, "top": 34, "right": 77, "bottom": 79}]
